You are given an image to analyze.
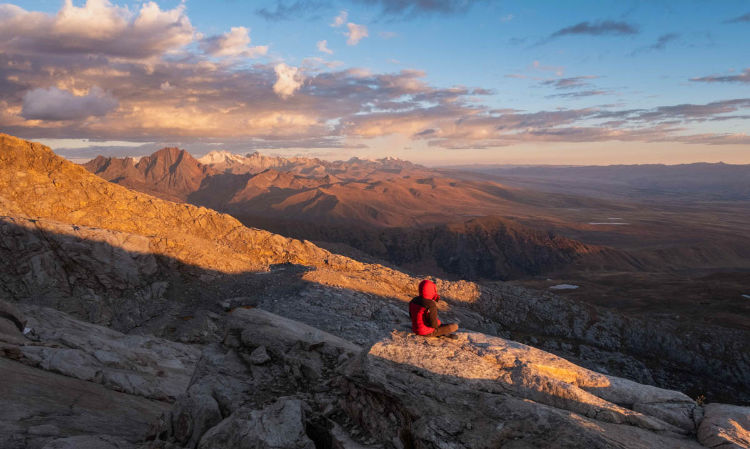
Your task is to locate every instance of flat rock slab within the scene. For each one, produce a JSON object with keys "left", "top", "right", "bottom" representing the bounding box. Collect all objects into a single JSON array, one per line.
[
  {"left": 18, "top": 305, "right": 201, "bottom": 401},
  {"left": 0, "top": 357, "right": 170, "bottom": 449}
]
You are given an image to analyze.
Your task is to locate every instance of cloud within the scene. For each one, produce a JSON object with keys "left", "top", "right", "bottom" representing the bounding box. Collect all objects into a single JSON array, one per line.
[
  {"left": 540, "top": 76, "right": 598, "bottom": 89},
  {"left": 547, "top": 90, "right": 609, "bottom": 98},
  {"left": 500, "top": 14, "right": 514, "bottom": 23},
  {"left": 273, "top": 63, "right": 305, "bottom": 99},
  {"left": 351, "top": 0, "right": 479, "bottom": 18},
  {"left": 724, "top": 12, "right": 750, "bottom": 23},
  {"left": 346, "top": 22, "right": 369, "bottom": 45},
  {"left": 548, "top": 20, "right": 639, "bottom": 39},
  {"left": 255, "top": 1, "right": 331, "bottom": 21},
  {"left": 200, "top": 26, "right": 268, "bottom": 58},
  {"left": 21, "top": 86, "right": 117, "bottom": 121},
  {"left": 630, "top": 32, "right": 679, "bottom": 55},
  {"left": 691, "top": 68, "right": 750, "bottom": 84},
  {"left": 0, "top": 2, "right": 747, "bottom": 154},
  {"left": 317, "top": 40, "right": 333, "bottom": 54},
  {"left": 531, "top": 60, "right": 565, "bottom": 77},
  {"left": 331, "top": 10, "right": 348, "bottom": 27},
  {"left": 0, "top": 1, "right": 194, "bottom": 58}
]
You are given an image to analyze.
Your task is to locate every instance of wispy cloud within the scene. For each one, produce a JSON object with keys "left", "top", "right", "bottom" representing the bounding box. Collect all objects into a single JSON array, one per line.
[
  {"left": 723, "top": 12, "right": 750, "bottom": 23},
  {"left": 630, "top": 32, "right": 679, "bottom": 55},
  {"left": 691, "top": 68, "right": 750, "bottom": 84},
  {"left": 255, "top": 1, "right": 331, "bottom": 21},
  {"left": 547, "top": 90, "right": 609, "bottom": 99},
  {"left": 540, "top": 76, "right": 598, "bottom": 89},
  {"left": 352, "top": 0, "right": 479, "bottom": 18},
  {"left": 541, "top": 20, "right": 639, "bottom": 45},
  {"left": 331, "top": 10, "right": 348, "bottom": 27}
]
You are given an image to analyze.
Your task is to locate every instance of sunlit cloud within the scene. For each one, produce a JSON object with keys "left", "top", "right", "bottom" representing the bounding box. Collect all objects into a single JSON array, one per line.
[
  {"left": 200, "top": 26, "right": 268, "bottom": 58},
  {"left": 331, "top": 10, "right": 348, "bottom": 27},
  {"left": 273, "top": 63, "right": 306, "bottom": 99},
  {"left": 0, "top": 0, "right": 747, "bottom": 160},
  {"left": 0, "top": 0, "right": 194, "bottom": 58},
  {"left": 317, "top": 39, "right": 333, "bottom": 54},
  {"left": 346, "top": 22, "right": 369, "bottom": 45},
  {"left": 691, "top": 68, "right": 750, "bottom": 84}
]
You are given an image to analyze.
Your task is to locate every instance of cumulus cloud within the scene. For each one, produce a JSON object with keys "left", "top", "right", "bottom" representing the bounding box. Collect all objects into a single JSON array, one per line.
[
  {"left": 21, "top": 86, "right": 117, "bottom": 121},
  {"left": 346, "top": 22, "right": 369, "bottom": 45},
  {"left": 273, "top": 63, "right": 305, "bottom": 99},
  {"left": 317, "top": 39, "right": 333, "bottom": 54},
  {"left": 331, "top": 10, "right": 348, "bottom": 27},
  {"left": 200, "top": 26, "right": 268, "bottom": 58},
  {"left": 0, "top": 0, "right": 194, "bottom": 58},
  {"left": 691, "top": 68, "right": 750, "bottom": 84}
]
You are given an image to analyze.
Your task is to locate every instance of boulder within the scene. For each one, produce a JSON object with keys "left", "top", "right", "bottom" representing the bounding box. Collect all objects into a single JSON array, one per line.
[
  {"left": 697, "top": 403, "right": 750, "bottom": 449},
  {"left": 197, "top": 399, "right": 315, "bottom": 449}
]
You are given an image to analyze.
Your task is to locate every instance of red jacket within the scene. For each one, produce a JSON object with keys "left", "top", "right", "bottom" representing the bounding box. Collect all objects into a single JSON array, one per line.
[{"left": 409, "top": 280, "right": 441, "bottom": 335}]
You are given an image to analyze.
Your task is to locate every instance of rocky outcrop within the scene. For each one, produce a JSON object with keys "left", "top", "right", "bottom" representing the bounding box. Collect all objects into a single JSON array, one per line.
[
  {"left": 698, "top": 404, "right": 750, "bottom": 448},
  {"left": 14, "top": 304, "right": 200, "bottom": 401},
  {"left": 0, "top": 298, "right": 201, "bottom": 447},
  {"left": 0, "top": 357, "right": 169, "bottom": 449},
  {"left": 149, "top": 308, "right": 750, "bottom": 449}
]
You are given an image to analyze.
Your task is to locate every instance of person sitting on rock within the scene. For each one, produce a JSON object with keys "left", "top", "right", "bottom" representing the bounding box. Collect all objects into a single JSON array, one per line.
[{"left": 409, "top": 279, "right": 458, "bottom": 338}]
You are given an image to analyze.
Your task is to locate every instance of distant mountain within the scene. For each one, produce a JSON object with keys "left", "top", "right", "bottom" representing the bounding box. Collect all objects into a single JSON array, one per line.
[
  {"left": 84, "top": 147, "right": 216, "bottom": 202},
  {"left": 80, "top": 147, "right": 640, "bottom": 280}
]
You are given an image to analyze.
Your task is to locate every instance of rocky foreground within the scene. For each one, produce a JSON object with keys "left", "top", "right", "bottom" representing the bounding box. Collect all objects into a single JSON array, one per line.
[
  {"left": 2, "top": 301, "right": 749, "bottom": 448},
  {"left": 0, "top": 133, "right": 749, "bottom": 448}
]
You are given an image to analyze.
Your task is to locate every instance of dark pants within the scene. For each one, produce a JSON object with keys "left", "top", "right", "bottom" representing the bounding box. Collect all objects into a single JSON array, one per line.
[{"left": 427, "top": 323, "right": 458, "bottom": 337}]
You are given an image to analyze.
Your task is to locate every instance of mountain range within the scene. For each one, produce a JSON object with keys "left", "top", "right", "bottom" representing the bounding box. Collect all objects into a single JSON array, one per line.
[{"left": 83, "top": 148, "right": 643, "bottom": 280}]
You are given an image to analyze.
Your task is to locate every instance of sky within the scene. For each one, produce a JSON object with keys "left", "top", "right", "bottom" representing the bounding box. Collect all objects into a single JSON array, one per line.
[{"left": 1, "top": 0, "right": 749, "bottom": 165}]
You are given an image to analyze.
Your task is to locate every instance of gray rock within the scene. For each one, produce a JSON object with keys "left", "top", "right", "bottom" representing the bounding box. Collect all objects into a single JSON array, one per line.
[
  {"left": 197, "top": 399, "right": 315, "bottom": 449},
  {"left": 17, "top": 305, "right": 201, "bottom": 401},
  {"left": 41, "top": 435, "right": 135, "bottom": 449},
  {"left": 697, "top": 403, "right": 750, "bottom": 449},
  {"left": 248, "top": 345, "right": 271, "bottom": 365},
  {"left": 0, "top": 357, "right": 168, "bottom": 449}
]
